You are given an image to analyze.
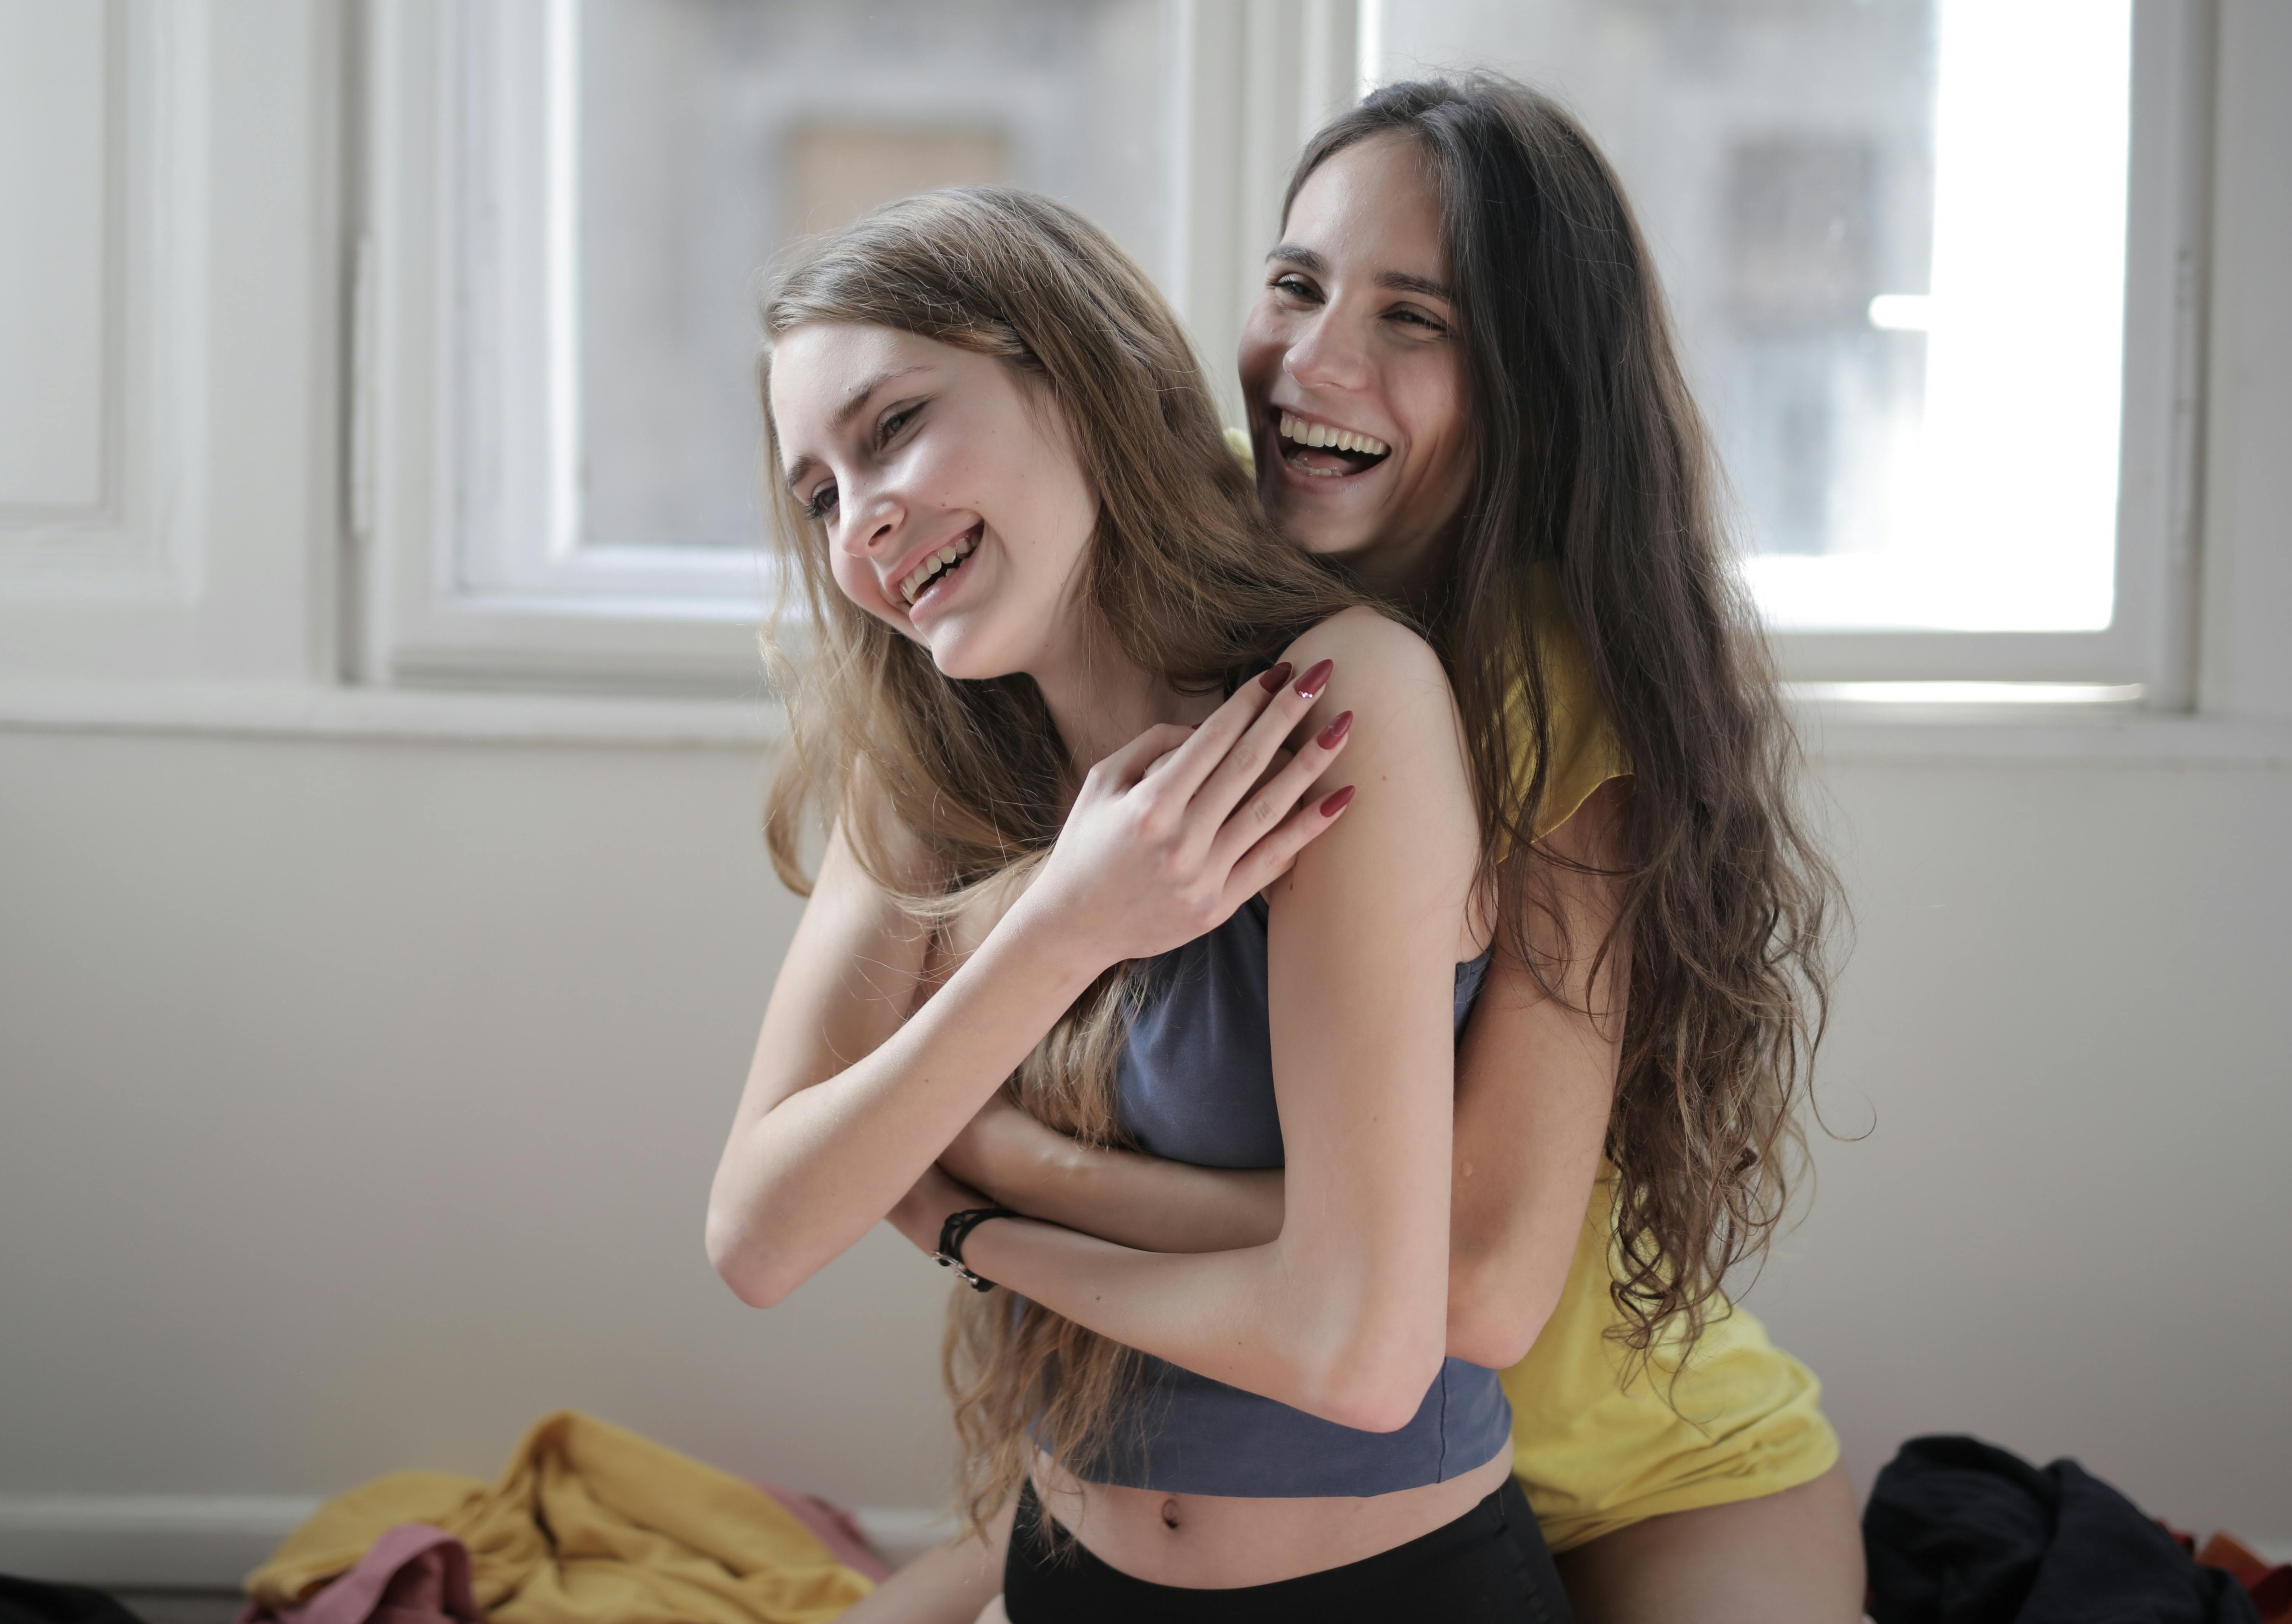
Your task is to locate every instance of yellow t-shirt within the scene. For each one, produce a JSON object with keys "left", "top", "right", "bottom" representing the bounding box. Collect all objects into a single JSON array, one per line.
[
  {"left": 1225, "top": 425, "right": 1838, "bottom": 1547},
  {"left": 1496, "top": 586, "right": 1838, "bottom": 1553}
]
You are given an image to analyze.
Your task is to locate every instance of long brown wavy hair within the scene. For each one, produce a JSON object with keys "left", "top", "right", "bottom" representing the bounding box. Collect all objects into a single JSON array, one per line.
[
  {"left": 1287, "top": 78, "right": 1844, "bottom": 1370},
  {"left": 756, "top": 187, "right": 1367, "bottom": 1528}
]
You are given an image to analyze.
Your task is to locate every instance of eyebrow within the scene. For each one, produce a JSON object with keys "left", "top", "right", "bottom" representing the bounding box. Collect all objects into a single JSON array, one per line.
[
  {"left": 781, "top": 364, "right": 927, "bottom": 493},
  {"left": 1266, "top": 242, "right": 1454, "bottom": 303}
]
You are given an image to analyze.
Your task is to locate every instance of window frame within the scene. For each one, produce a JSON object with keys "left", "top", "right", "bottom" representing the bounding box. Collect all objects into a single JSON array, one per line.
[
  {"left": 1760, "top": 0, "right": 2213, "bottom": 701},
  {"left": 354, "top": 0, "right": 2208, "bottom": 702},
  {"left": 355, "top": 0, "right": 1359, "bottom": 696}
]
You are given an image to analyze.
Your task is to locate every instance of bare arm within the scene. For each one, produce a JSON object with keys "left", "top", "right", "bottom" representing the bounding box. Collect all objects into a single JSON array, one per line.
[
  {"left": 707, "top": 675, "right": 1356, "bottom": 1309},
  {"left": 705, "top": 820, "right": 1104, "bottom": 1308},
  {"left": 899, "top": 610, "right": 1482, "bottom": 1431},
  {"left": 938, "top": 778, "right": 1633, "bottom": 1368},
  {"left": 830, "top": 1501, "right": 1010, "bottom": 1624}
]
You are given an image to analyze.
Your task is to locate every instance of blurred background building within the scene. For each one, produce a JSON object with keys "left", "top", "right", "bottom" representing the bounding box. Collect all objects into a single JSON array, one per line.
[{"left": 3, "top": 0, "right": 2286, "bottom": 1591}]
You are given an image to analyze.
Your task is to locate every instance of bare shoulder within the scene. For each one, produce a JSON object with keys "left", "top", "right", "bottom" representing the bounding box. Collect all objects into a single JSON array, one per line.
[
  {"left": 1279, "top": 606, "right": 1463, "bottom": 771},
  {"left": 1266, "top": 609, "right": 1485, "bottom": 968},
  {"left": 1281, "top": 605, "right": 1451, "bottom": 700}
]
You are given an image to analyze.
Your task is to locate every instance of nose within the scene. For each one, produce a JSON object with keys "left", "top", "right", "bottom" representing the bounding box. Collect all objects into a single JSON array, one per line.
[
  {"left": 1283, "top": 304, "right": 1370, "bottom": 394},
  {"left": 836, "top": 485, "right": 905, "bottom": 560}
]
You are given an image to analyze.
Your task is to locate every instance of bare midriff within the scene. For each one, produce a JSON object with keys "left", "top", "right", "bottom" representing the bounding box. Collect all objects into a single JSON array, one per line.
[{"left": 1027, "top": 1443, "right": 1513, "bottom": 1590}]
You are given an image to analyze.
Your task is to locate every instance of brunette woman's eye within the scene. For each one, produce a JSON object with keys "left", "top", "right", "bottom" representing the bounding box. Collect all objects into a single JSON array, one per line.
[
  {"left": 1389, "top": 306, "right": 1447, "bottom": 334},
  {"left": 1270, "top": 273, "right": 1320, "bottom": 303}
]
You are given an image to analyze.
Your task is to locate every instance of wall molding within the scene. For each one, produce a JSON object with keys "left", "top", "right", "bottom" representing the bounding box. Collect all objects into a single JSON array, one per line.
[
  {"left": 0, "top": 680, "right": 783, "bottom": 750},
  {"left": 6, "top": 678, "right": 2292, "bottom": 766},
  {"left": 0, "top": 1494, "right": 954, "bottom": 1589},
  {"left": 1799, "top": 705, "right": 2292, "bottom": 767}
]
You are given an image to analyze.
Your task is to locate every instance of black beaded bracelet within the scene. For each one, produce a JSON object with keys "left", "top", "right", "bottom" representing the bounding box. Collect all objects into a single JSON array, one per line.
[{"left": 932, "top": 1206, "right": 1018, "bottom": 1292}]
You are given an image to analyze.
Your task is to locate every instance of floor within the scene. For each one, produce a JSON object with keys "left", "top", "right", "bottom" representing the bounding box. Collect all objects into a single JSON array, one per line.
[{"left": 112, "top": 1592, "right": 246, "bottom": 1624}]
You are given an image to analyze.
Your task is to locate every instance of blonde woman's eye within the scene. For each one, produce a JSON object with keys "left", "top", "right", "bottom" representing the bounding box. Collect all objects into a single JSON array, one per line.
[
  {"left": 879, "top": 405, "right": 919, "bottom": 444},
  {"left": 804, "top": 484, "right": 838, "bottom": 520}
]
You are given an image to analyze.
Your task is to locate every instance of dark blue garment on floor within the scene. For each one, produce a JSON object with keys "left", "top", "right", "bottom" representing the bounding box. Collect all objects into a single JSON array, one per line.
[{"left": 1864, "top": 1434, "right": 2261, "bottom": 1624}]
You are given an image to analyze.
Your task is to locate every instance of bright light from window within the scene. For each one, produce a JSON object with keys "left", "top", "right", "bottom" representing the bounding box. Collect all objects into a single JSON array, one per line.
[{"left": 1746, "top": 0, "right": 2133, "bottom": 632}]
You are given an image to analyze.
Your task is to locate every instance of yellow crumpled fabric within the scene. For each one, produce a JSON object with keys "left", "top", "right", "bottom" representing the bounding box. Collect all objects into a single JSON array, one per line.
[{"left": 245, "top": 1412, "right": 874, "bottom": 1624}]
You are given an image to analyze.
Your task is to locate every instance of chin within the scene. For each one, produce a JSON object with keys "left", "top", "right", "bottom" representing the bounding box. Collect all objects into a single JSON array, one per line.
[
  {"left": 1262, "top": 493, "right": 1371, "bottom": 559},
  {"left": 917, "top": 625, "right": 1018, "bottom": 684}
]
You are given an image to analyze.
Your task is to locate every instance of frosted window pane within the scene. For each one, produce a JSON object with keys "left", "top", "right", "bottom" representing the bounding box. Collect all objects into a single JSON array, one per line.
[
  {"left": 576, "top": 0, "right": 1169, "bottom": 552},
  {"left": 1373, "top": 0, "right": 2131, "bottom": 633}
]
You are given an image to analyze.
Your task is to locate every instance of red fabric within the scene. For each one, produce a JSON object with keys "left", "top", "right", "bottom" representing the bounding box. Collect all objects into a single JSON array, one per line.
[
  {"left": 2163, "top": 1522, "right": 2292, "bottom": 1623},
  {"left": 2197, "top": 1533, "right": 2292, "bottom": 1624},
  {"left": 238, "top": 1524, "right": 481, "bottom": 1624}
]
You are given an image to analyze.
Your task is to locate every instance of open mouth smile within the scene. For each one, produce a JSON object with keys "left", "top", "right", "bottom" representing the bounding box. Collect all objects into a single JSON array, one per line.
[
  {"left": 898, "top": 523, "right": 982, "bottom": 607},
  {"left": 1277, "top": 412, "right": 1392, "bottom": 479}
]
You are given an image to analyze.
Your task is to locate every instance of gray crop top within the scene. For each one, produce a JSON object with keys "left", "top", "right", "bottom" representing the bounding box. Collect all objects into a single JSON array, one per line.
[{"left": 1065, "top": 896, "right": 1513, "bottom": 1498}]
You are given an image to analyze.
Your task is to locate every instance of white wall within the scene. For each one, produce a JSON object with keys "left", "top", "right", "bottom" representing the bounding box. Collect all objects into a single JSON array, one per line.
[
  {"left": 2, "top": 0, "right": 2288, "bottom": 1586},
  {"left": 3, "top": 727, "right": 2286, "bottom": 1562},
  {"left": 1765, "top": 750, "right": 2292, "bottom": 1541},
  {"left": 0, "top": 730, "right": 952, "bottom": 1509}
]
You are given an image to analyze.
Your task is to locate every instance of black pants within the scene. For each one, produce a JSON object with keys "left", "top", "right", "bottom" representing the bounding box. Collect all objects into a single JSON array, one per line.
[{"left": 1004, "top": 1476, "right": 1574, "bottom": 1623}]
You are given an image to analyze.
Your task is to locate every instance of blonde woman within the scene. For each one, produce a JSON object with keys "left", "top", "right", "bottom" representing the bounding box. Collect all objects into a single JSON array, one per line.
[{"left": 708, "top": 186, "right": 1572, "bottom": 1620}]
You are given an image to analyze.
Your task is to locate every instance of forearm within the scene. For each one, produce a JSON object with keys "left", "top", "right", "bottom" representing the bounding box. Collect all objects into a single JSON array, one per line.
[
  {"left": 954, "top": 1128, "right": 1284, "bottom": 1254},
  {"left": 832, "top": 1503, "right": 1009, "bottom": 1624},
  {"left": 708, "top": 899, "right": 1102, "bottom": 1305},
  {"left": 961, "top": 1212, "right": 1443, "bottom": 1432}
]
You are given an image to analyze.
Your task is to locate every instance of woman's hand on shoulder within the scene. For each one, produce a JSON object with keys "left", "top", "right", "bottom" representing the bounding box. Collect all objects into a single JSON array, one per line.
[
  {"left": 1274, "top": 606, "right": 1478, "bottom": 902},
  {"left": 1018, "top": 656, "right": 1360, "bottom": 969}
]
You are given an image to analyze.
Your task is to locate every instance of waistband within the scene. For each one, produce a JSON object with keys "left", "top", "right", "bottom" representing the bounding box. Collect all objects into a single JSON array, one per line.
[{"left": 1002, "top": 1475, "right": 1574, "bottom": 1624}]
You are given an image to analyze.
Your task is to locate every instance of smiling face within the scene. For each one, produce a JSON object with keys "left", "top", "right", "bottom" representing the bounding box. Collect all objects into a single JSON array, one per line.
[
  {"left": 769, "top": 323, "right": 1102, "bottom": 683},
  {"left": 1238, "top": 133, "right": 1475, "bottom": 600}
]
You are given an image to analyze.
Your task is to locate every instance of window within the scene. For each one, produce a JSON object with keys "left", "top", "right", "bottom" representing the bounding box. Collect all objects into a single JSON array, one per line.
[
  {"left": 344, "top": 0, "right": 2203, "bottom": 700},
  {"left": 1372, "top": 0, "right": 2211, "bottom": 696},
  {"left": 362, "top": 0, "right": 1282, "bottom": 692}
]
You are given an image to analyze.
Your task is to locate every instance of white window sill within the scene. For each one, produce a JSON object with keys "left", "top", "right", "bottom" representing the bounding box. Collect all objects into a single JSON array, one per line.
[
  {"left": 0, "top": 679, "right": 784, "bottom": 750},
  {"left": 1796, "top": 700, "right": 2292, "bottom": 767},
  {"left": 2, "top": 679, "right": 2288, "bottom": 767}
]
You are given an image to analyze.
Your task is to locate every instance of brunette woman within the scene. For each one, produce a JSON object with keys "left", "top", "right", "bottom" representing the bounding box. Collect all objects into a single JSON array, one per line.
[
  {"left": 900, "top": 77, "right": 1863, "bottom": 1624},
  {"left": 708, "top": 186, "right": 1572, "bottom": 1621}
]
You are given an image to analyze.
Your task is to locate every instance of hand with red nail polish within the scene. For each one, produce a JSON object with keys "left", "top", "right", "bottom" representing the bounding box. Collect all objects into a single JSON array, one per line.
[{"left": 1016, "top": 648, "right": 1361, "bottom": 968}]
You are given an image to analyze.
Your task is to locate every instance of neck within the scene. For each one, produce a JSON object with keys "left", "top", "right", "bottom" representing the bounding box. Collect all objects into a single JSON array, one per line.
[
  {"left": 1029, "top": 620, "right": 1215, "bottom": 778},
  {"left": 1342, "top": 525, "right": 1454, "bottom": 619}
]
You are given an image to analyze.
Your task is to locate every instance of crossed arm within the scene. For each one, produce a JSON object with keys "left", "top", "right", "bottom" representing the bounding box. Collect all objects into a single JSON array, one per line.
[
  {"left": 935, "top": 775, "right": 1634, "bottom": 1372},
  {"left": 710, "top": 609, "right": 1495, "bottom": 1427}
]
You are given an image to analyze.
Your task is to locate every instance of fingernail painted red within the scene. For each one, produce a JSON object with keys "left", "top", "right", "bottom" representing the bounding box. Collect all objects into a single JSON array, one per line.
[
  {"left": 1319, "top": 784, "right": 1356, "bottom": 817},
  {"left": 1295, "top": 659, "right": 1335, "bottom": 701},
  {"left": 1258, "top": 662, "right": 1294, "bottom": 693},
  {"left": 1315, "top": 710, "right": 1353, "bottom": 749}
]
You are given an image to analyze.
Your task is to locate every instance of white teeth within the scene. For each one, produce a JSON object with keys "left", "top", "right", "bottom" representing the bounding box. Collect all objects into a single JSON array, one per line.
[
  {"left": 1278, "top": 414, "right": 1390, "bottom": 459},
  {"left": 898, "top": 533, "right": 977, "bottom": 606}
]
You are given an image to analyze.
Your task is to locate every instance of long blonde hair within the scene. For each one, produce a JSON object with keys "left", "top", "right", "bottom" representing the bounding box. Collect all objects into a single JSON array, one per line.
[{"left": 757, "top": 187, "right": 1366, "bottom": 1528}]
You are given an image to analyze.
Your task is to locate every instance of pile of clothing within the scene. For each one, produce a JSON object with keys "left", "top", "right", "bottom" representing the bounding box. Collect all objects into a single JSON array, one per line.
[
  {"left": 1865, "top": 1435, "right": 2287, "bottom": 1624},
  {"left": 225, "top": 1412, "right": 879, "bottom": 1624}
]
